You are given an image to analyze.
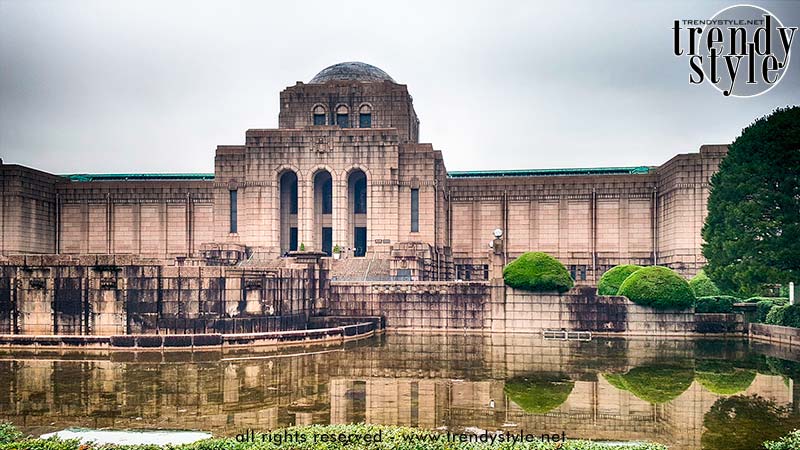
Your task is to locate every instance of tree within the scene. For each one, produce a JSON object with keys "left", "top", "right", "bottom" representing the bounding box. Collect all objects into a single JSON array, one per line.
[{"left": 702, "top": 107, "right": 800, "bottom": 296}]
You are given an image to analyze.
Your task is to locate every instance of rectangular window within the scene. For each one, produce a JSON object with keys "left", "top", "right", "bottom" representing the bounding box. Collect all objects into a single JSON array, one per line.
[
  {"left": 410, "top": 188, "right": 419, "bottom": 232},
  {"left": 229, "top": 190, "right": 238, "bottom": 234},
  {"left": 322, "top": 180, "right": 332, "bottom": 214},
  {"left": 313, "top": 114, "right": 325, "bottom": 125},
  {"left": 337, "top": 113, "right": 348, "bottom": 128},
  {"left": 359, "top": 113, "right": 371, "bottom": 128}
]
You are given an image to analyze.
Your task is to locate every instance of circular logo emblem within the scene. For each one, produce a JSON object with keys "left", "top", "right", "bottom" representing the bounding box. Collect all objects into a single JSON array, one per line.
[{"left": 697, "top": 4, "right": 793, "bottom": 97}]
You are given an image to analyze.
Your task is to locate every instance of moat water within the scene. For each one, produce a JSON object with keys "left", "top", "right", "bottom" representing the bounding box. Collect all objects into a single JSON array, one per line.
[{"left": 2, "top": 333, "right": 799, "bottom": 450}]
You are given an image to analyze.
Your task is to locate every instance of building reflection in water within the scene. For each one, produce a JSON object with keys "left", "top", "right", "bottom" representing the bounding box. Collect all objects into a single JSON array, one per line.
[{"left": 0, "top": 334, "right": 797, "bottom": 450}]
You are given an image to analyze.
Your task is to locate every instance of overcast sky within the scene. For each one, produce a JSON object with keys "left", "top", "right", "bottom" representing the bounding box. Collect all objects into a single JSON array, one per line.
[{"left": 1, "top": 0, "right": 798, "bottom": 174}]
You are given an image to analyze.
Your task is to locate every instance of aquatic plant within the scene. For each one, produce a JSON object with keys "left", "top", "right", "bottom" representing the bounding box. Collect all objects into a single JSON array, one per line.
[
  {"left": 597, "top": 264, "right": 642, "bottom": 295},
  {"left": 617, "top": 266, "right": 695, "bottom": 310},
  {"left": 503, "top": 373, "right": 575, "bottom": 414},
  {"left": 503, "top": 252, "right": 573, "bottom": 293}
]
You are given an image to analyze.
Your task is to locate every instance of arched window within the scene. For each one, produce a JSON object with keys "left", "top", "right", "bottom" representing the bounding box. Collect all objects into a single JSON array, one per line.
[
  {"left": 336, "top": 105, "right": 349, "bottom": 128},
  {"left": 359, "top": 104, "right": 372, "bottom": 128},
  {"left": 313, "top": 105, "right": 326, "bottom": 126}
]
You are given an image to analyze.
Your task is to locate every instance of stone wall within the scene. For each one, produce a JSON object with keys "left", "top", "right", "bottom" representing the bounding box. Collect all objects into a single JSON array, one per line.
[
  {"left": 0, "top": 255, "right": 316, "bottom": 336},
  {"left": 327, "top": 283, "right": 734, "bottom": 335},
  {"left": 0, "top": 164, "right": 61, "bottom": 255}
]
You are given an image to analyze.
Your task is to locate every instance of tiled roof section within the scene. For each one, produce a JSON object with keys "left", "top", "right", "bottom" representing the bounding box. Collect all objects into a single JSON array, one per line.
[
  {"left": 63, "top": 173, "right": 214, "bottom": 182},
  {"left": 447, "top": 166, "right": 652, "bottom": 178}
]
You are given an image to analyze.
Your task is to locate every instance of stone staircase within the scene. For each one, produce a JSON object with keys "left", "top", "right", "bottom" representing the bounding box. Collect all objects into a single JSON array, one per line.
[{"left": 330, "top": 256, "right": 392, "bottom": 281}]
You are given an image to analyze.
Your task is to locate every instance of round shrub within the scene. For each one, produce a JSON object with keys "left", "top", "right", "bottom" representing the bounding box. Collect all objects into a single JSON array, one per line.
[
  {"left": 766, "top": 304, "right": 800, "bottom": 328},
  {"left": 690, "top": 270, "right": 721, "bottom": 297},
  {"left": 694, "top": 360, "right": 755, "bottom": 395},
  {"left": 694, "top": 295, "right": 738, "bottom": 313},
  {"left": 602, "top": 364, "right": 694, "bottom": 404},
  {"left": 503, "top": 252, "right": 574, "bottom": 293},
  {"left": 598, "top": 264, "right": 642, "bottom": 295},
  {"left": 755, "top": 299, "right": 786, "bottom": 323},
  {"left": 617, "top": 266, "right": 696, "bottom": 310},
  {"left": 503, "top": 373, "right": 574, "bottom": 414}
]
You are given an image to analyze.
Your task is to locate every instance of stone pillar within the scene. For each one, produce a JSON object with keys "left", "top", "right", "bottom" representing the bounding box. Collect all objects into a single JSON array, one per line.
[
  {"left": 298, "top": 178, "right": 313, "bottom": 251},
  {"left": 333, "top": 178, "right": 347, "bottom": 256}
]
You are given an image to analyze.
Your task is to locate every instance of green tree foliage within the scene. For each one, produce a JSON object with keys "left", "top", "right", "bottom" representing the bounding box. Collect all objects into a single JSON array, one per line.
[
  {"left": 617, "top": 266, "right": 695, "bottom": 310},
  {"left": 597, "top": 264, "right": 642, "bottom": 295},
  {"left": 690, "top": 270, "right": 721, "bottom": 297},
  {"left": 503, "top": 252, "right": 574, "bottom": 293},
  {"left": 766, "top": 304, "right": 800, "bottom": 328},
  {"left": 694, "top": 295, "right": 737, "bottom": 313},
  {"left": 702, "top": 107, "right": 800, "bottom": 296},
  {"left": 503, "top": 373, "right": 575, "bottom": 414},
  {"left": 765, "top": 430, "right": 800, "bottom": 450}
]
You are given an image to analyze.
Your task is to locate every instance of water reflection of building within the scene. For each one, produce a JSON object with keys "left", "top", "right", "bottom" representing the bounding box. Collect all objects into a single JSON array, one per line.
[{"left": 0, "top": 335, "right": 797, "bottom": 450}]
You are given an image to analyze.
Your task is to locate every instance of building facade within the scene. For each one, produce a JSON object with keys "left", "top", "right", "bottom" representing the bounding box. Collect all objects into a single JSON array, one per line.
[{"left": 0, "top": 62, "right": 726, "bottom": 283}]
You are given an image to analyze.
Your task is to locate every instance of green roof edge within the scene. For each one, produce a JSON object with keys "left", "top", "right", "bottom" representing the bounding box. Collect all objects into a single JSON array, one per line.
[
  {"left": 63, "top": 173, "right": 215, "bottom": 182},
  {"left": 447, "top": 166, "right": 652, "bottom": 178}
]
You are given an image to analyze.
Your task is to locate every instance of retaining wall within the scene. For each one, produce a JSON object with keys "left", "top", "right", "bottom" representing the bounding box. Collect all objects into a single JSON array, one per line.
[{"left": 327, "top": 282, "right": 741, "bottom": 335}]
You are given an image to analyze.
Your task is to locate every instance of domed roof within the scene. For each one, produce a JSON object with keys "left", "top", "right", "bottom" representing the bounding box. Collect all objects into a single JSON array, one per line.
[{"left": 310, "top": 62, "right": 395, "bottom": 84}]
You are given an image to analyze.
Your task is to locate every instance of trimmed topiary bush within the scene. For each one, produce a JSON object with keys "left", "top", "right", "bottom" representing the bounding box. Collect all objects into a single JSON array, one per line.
[
  {"left": 694, "top": 360, "right": 755, "bottom": 395},
  {"left": 602, "top": 364, "right": 694, "bottom": 404},
  {"left": 617, "top": 266, "right": 695, "bottom": 310},
  {"left": 503, "top": 373, "right": 574, "bottom": 414},
  {"left": 754, "top": 299, "right": 787, "bottom": 323},
  {"left": 766, "top": 304, "right": 800, "bottom": 328},
  {"left": 598, "top": 264, "right": 642, "bottom": 295},
  {"left": 503, "top": 252, "right": 574, "bottom": 293},
  {"left": 694, "top": 295, "right": 737, "bottom": 313},
  {"left": 690, "top": 270, "right": 721, "bottom": 297}
]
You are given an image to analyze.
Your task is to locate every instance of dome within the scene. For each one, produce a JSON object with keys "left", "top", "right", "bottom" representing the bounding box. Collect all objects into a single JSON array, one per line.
[{"left": 310, "top": 62, "right": 395, "bottom": 84}]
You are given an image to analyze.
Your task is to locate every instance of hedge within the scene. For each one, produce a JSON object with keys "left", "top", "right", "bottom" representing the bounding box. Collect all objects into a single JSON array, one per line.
[
  {"left": 689, "top": 270, "right": 721, "bottom": 297},
  {"left": 766, "top": 304, "right": 800, "bottom": 328},
  {"left": 617, "top": 266, "right": 695, "bottom": 310},
  {"left": 503, "top": 252, "right": 573, "bottom": 293},
  {"left": 597, "top": 264, "right": 642, "bottom": 295},
  {"left": 694, "top": 295, "right": 737, "bottom": 313},
  {"left": 503, "top": 373, "right": 574, "bottom": 414},
  {"left": 0, "top": 423, "right": 669, "bottom": 450},
  {"left": 602, "top": 364, "right": 694, "bottom": 404}
]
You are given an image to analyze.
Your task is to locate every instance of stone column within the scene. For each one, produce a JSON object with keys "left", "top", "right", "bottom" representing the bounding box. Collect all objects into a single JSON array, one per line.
[
  {"left": 333, "top": 178, "right": 347, "bottom": 256},
  {"left": 298, "top": 178, "right": 313, "bottom": 251}
]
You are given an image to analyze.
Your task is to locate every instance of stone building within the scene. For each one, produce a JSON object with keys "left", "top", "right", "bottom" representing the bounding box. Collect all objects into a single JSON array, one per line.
[{"left": 0, "top": 62, "right": 726, "bottom": 283}]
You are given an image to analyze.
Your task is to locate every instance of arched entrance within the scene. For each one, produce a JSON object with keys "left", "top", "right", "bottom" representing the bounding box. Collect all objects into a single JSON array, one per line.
[
  {"left": 313, "top": 170, "right": 333, "bottom": 256},
  {"left": 348, "top": 169, "right": 367, "bottom": 257},
  {"left": 279, "top": 170, "right": 298, "bottom": 254}
]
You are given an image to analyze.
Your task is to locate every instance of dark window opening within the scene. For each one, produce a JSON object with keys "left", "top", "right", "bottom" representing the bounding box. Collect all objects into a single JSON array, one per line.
[
  {"left": 354, "top": 177, "right": 367, "bottom": 214},
  {"left": 322, "top": 227, "right": 332, "bottom": 256},
  {"left": 229, "top": 190, "right": 238, "bottom": 234},
  {"left": 337, "top": 113, "right": 348, "bottom": 128},
  {"left": 289, "top": 179, "right": 298, "bottom": 214},
  {"left": 359, "top": 113, "right": 371, "bottom": 128},
  {"left": 354, "top": 227, "right": 367, "bottom": 257},
  {"left": 410, "top": 188, "right": 419, "bottom": 232},
  {"left": 322, "top": 177, "right": 332, "bottom": 214},
  {"left": 313, "top": 114, "right": 326, "bottom": 125},
  {"left": 289, "top": 227, "right": 298, "bottom": 251}
]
